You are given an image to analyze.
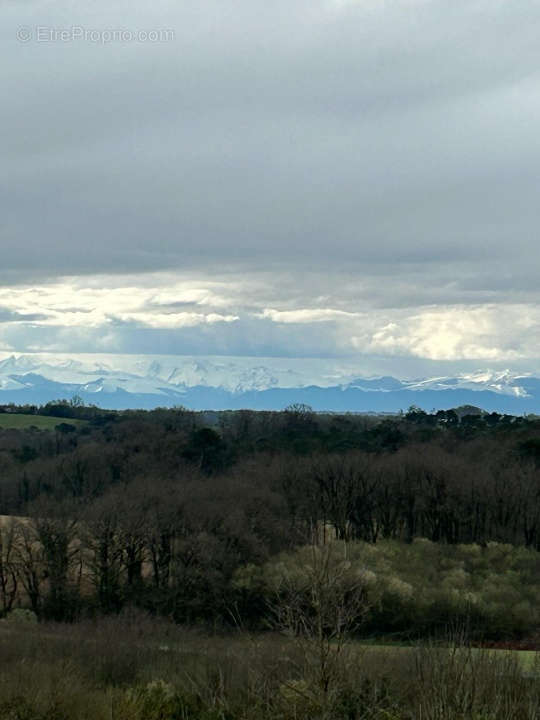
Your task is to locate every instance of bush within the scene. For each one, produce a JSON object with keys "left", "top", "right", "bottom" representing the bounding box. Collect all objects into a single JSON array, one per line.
[
  {"left": 5, "top": 609, "right": 38, "bottom": 624},
  {"left": 236, "top": 539, "right": 540, "bottom": 639}
]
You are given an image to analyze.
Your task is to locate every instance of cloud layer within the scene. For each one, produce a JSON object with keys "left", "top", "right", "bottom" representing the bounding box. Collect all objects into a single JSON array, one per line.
[
  {"left": 0, "top": 275, "right": 539, "bottom": 376},
  {"left": 2, "top": 0, "right": 540, "bottom": 373}
]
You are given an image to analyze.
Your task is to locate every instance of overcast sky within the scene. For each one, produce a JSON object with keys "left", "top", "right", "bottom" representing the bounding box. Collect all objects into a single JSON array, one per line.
[{"left": 2, "top": 0, "right": 540, "bottom": 377}]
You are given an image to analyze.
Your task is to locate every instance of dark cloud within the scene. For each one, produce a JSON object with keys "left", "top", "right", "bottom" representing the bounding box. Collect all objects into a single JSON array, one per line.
[{"left": 1, "top": 0, "right": 539, "bottom": 286}]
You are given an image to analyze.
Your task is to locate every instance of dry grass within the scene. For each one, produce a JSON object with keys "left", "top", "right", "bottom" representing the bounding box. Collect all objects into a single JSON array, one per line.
[{"left": 0, "top": 615, "right": 539, "bottom": 719}]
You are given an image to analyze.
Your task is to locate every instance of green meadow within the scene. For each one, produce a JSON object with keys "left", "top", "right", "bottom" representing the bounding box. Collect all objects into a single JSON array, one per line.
[{"left": 0, "top": 413, "right": 86, "bottom": 430}]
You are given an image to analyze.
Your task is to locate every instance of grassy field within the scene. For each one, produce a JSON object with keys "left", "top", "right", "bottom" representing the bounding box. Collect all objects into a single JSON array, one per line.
[
  {"left": 361, "top": 641, "right": 539, "bottom": 672},
  {"left": 0, "top": 620, "right": 538, "bottom": 719},
  {"left": 0, "top": 413, "right": 86, "bottom": 430}
]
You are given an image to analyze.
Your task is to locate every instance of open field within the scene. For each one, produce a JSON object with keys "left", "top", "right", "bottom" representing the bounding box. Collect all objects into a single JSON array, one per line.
[
  {"left": 0, "top": 413, "right": 86, "bottom": 430},
  {"left": 361, "top": 640, "right": 539, "bottom": 673}
]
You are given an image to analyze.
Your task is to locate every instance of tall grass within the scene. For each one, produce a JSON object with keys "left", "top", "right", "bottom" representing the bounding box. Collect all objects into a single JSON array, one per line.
[{"left": 0, "top": 614, "right": 538, "bottom": 719}]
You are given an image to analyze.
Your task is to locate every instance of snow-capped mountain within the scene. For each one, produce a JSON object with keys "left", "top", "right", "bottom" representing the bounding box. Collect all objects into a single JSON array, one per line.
[{"left": 0, "top": 353, "right": 539, "bottom": 413}]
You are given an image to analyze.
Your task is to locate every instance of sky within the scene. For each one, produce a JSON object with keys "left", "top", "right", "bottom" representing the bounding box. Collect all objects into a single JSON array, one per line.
[{"left": 2, "top": 0, "right": 540, "bottom": 379}]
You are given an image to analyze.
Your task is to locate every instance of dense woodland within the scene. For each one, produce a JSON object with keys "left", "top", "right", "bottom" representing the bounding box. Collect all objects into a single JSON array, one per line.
[
  {"left": 2, "top": 401, "right": 540, "bottom": 718},
  {"left": 0, "top": 400, "right": 539, "bottom": 635}
]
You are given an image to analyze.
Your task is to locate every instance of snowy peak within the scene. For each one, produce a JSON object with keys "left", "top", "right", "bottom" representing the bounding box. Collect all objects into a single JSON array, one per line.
[
  {"left": 0, "top": 353, "right": 539, "bottom": 412},
  {"left": 0, "top": 354, "right": 534, "bottom": 395},
  {"left": 401, "top": 370, "right": 532, "bottom": 398}
]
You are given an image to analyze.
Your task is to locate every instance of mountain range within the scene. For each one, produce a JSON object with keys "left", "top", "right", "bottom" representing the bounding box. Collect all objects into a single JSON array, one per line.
[{"left": 0, "top": 353, "right": 539, "bottom": 413}]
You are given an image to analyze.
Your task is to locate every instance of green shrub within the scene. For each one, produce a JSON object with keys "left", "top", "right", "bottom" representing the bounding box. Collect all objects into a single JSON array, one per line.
[
  {"left": 237, "top": 539, "right": 540, "bottom": 639},
  {"left": 5, "top": 609, "right": 38, "bottom": 625}
]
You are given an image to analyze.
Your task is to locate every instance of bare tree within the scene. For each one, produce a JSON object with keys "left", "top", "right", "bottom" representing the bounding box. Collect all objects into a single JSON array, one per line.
[
  {"left": 267, "top": 542, "right": 370, "bottom": 717},
  {"left": 32, "top": 502, "right": 81, "bottom": 620},
  {"left": 0, "top": 517, "right": 19, "bottom": 615},
  {"left": 12, "top": 518, "right": 45, "bottom": 616},
  {"left": 82, "top": 493, "right": 126, "bottom": 613}
]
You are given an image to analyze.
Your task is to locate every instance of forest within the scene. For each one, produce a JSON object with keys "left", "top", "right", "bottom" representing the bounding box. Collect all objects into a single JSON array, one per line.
[{"left": 2, "top": 400, "right": 540, "bottom": 718}]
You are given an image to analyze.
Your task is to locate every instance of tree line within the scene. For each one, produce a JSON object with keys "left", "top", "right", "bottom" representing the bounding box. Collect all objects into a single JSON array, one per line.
[{"left": 0, "top": 403, "right": 539, "bottom": 623}]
